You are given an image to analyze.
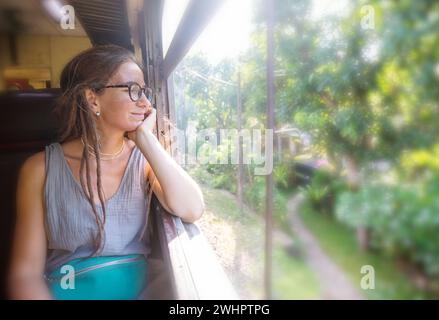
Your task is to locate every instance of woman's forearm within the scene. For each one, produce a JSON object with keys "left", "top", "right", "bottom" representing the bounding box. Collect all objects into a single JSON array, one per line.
[
  {"left": 9, "top": 276, "right": 52, "bottom": 300},
  {"left": 136, "top": 128, "right": 205, "bottom": 222}
]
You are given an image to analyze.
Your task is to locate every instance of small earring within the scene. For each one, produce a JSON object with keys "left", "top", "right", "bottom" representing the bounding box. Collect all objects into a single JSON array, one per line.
[{"left": 96, "top": 111, "right": 100, "bottom": 116}]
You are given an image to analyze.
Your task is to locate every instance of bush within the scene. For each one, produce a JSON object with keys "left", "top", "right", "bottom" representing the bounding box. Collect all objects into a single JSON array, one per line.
[
  {"left": 301, "top": 169, "right": 347, "bottom": 215},
  {"left": 189, "top": 162, "right": 237, "bottom": 193},
  {"left": 244, "top": 176, "right": 265, "bottom": 213},
  {"left": 273, "top": 162, "right": 301, "bottom": 190},
  {"left": 273, "top": 163, "right": 290, "bottom": 190},
  {"left": 335, "top": 174, "right": 439, "bottom": 277},
  {"left": 242, "top": 175, "right": 289, "bottom": 227}
]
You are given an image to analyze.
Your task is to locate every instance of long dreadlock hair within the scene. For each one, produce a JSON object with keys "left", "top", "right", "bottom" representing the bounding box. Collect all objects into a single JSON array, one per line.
[{"left": 55, "top": 44, "right": 155, "bottom": 256}]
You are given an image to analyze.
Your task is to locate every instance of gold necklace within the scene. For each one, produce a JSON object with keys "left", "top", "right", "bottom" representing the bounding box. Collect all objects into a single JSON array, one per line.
[{"left": 81, "top": 138, "right": 125, "bottom": 161}]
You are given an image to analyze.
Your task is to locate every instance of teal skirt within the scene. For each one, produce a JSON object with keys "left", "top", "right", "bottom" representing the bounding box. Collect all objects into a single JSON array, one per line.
[{"left": 46, "top": 254, "right": 147, "bottom": 300}]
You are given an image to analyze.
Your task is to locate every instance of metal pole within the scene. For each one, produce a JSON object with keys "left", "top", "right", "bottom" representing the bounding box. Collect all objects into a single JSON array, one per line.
[
  {"left": 265, "top": 0, "right": 274, "bottom": 300},
  {"left": 237, "top": 71, "right": 243, "bottom": 212}
]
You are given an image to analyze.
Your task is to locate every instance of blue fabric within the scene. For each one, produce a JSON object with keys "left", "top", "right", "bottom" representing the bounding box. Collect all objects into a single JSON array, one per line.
[{"left": 46, "top": 254, "right": 147, "bottom": 300}]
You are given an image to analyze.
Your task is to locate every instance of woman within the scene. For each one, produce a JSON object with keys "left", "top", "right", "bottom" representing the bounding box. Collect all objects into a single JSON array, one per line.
[{"left": 8, "top": 45, "right": 205, "bottom": 299}]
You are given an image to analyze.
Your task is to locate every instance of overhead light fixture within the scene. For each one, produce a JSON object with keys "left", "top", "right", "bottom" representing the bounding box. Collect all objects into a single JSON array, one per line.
[{"left": 40, "top": 0, "right": 64, "bottom": 22}]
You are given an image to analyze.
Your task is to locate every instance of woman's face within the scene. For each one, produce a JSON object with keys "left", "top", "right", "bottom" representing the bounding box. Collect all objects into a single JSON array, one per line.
[{"left": 94, "top": 61, "right": 151, "bottom": 133}]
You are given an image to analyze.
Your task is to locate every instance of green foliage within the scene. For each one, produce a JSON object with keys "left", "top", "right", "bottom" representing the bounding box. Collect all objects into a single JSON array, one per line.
[
  {"left": 335, "top": 174, "right": 439, "bottom": 277},
  {"left": 301, "top": 169, "right": 347, "bottom": 215},
  {"left": 241, "top": 175, "right": 290, "bottom": 227},
  {"left": 175, "top": 0, "right": 439, "bottom": 291},
  {"left": 400, "top": 145, "right": 439, "bottom": 180},
  {"left": 300, "top": 202, "right": 428, "bottom": 299},
  {"left": 173, "top": 55, "right": 238, "bottom": 131},
  {"left": 190, "top": 164, "right": 236, "bottom": 193},
  {"left": 273, "top": 162, "right": 301, "bottom": 190},
  {"left": 243, "top": 176, "right": 265, "bottom": 214},
  {"left": 335, "top": 184, "right": 393, "bottom": 229},
  {"left": 273, "top": 163, "right": 289, "bottom": 189}
]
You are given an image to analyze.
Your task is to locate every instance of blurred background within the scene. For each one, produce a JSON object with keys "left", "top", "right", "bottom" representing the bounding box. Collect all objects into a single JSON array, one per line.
[{"left": 1, "top": 0, "right": 438, "bottom": 299}]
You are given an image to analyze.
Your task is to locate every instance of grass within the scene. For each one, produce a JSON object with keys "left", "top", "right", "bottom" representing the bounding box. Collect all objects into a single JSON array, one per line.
[
  {"left": 299, "top": 201, "right": 428, "bottom": 299},
  {"left": 199, "top": 182, "right": 321, "bottom": 299},
  {"left": 191, "top": 165, "right": 430, "bottom": 299},
  {"left": 272, "top": 243, "right": 320, "bottom": 299}
]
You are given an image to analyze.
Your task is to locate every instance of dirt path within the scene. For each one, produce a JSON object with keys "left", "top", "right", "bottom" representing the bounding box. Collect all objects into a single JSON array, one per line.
[{"left": 287, "top": 193, "right": 364, "bottom": 300}]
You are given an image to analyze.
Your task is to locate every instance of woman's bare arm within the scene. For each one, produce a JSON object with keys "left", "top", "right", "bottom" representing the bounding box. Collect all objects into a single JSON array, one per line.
[
  {"left": 137, "top": 128, "right": 205, "bottom": 223},
  {"left": 129, "top": 108, "right": 205, "bottom": 223},
  {"left": 8, "top": 152, "right": 52, "bottom": 299}
]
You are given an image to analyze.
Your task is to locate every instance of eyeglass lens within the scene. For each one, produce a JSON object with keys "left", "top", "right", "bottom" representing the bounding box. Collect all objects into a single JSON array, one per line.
[{"left": 129, "top": 83, "right": 152, "bottom": 102}]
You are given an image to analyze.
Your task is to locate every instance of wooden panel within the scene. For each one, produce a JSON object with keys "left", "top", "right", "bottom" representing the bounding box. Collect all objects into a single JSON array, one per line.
[{"left": 4, "top": 67, "right": 51, "bottom": 80}]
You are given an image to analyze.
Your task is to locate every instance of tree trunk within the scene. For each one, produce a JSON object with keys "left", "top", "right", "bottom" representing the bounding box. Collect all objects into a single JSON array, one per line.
[
  {"left": 345, "top": 155, "right": 370, "bottom": 251},
  {"left": 356, "top": 226, "right": 370, "bottom": 251}
]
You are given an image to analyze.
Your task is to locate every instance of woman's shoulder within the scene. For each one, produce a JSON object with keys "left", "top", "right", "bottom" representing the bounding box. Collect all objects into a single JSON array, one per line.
[
  {"left": 59, "top": 139, "right": 81, "bottom": 160},
  {"left": 20, "top": 140, "right": 61, "bottom": 183},
  {"left": 19, "top": 151, "right": 46, "bottom": 187}
]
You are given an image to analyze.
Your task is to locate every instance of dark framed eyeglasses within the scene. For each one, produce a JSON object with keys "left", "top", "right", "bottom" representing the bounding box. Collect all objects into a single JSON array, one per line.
[{"left": 101, "top": 81, "right": 153, "bottom": 102}]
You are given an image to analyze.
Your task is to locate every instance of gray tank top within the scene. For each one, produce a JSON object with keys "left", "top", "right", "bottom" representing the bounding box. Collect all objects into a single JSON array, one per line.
[{"left": 43, "top": 142, "right": 151, "bottom": 274}]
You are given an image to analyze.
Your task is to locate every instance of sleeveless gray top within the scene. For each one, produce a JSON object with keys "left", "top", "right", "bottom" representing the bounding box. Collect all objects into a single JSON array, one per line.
[{"left": 43, "top": 142, "right": 151, "bottom": 274}]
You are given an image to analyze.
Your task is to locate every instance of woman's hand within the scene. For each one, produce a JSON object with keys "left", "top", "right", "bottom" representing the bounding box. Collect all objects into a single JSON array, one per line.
[{"left": 127, "top": 107, "right": 156, "bottom": 145}]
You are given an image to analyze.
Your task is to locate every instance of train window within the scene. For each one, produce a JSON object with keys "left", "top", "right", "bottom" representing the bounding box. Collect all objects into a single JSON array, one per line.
[
  {"left": 166, "top": 0, "right": 439, "bottom": 300},
  {"left": 165, "top": 0, "right": 266, "bottom": 299}
]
